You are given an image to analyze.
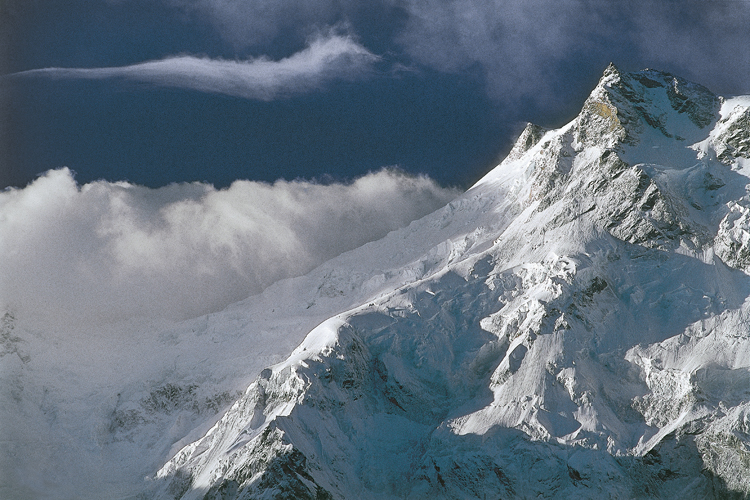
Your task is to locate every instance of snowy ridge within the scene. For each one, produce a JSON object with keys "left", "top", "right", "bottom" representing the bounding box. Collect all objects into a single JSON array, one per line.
[{"left": 151, "top": 66, "right": 750, "bottom": 499}]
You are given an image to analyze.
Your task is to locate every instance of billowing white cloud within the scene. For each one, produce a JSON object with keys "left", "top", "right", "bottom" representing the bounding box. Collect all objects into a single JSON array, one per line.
[
  {"left": 15, "top": 33, "right": 377, "bottom": 99},
  {"left": 0, "top": 168, "right": 458, "bottom": 328}
]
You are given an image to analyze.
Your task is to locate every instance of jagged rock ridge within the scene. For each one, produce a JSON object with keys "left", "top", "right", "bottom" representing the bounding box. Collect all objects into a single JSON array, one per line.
[{"left": 154, "top": 66, "right": 750, "bottom": 499}]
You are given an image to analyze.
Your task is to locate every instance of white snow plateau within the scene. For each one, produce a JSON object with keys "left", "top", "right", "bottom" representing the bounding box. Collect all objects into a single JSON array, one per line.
[{"left": 3, "top": 64, "right": 750, "bottom": 499}]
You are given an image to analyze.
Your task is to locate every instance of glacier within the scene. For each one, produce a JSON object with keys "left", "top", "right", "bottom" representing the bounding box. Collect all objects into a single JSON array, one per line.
[{"left": 3, "top": 64, "right": 750, "bottom": 499}]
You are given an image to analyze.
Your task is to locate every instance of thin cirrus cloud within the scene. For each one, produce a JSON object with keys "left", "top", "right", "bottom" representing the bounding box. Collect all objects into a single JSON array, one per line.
[
  {"left": 13, "top": 33, "right": 378, "bottom": 100},
  {"left": 0, "top": 168, "right": 458, "bottom": 330}
]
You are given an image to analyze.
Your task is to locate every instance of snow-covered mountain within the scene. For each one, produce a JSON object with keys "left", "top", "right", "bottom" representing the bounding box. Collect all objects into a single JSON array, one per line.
[
  {"left": 151, "top": 65, "right": 750, "bottom": 499},
  {"left": 4, "top": 64, "right": 750, "bottom": 499}
]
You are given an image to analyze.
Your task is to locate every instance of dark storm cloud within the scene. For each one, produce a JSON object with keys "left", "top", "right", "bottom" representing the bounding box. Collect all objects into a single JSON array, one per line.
[{"left": 12, "top": 33, "right": 377, "bottom": 100}]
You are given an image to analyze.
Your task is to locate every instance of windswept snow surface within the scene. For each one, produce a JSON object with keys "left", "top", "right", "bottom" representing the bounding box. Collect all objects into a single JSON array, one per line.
[{"left": 5, "top": 65, "right": 750, "bottom": 499}]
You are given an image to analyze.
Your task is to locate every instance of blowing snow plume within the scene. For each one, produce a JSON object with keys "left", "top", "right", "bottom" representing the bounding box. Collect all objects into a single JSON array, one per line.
[{"left": 0, "top": 168, "right": 458, "bottom": 329}]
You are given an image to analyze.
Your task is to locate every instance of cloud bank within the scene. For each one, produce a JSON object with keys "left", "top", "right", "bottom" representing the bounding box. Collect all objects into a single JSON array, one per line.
[
  {"left": 0, "top": 168, "right": 458, "bottom": 328},
  {"left": 14, "top": 33, "right": 377, "bottom": 99}
]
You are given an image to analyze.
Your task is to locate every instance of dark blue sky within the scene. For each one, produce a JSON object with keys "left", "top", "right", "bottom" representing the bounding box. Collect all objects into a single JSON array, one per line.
[{"left": 2, "top": 0, "right": 749, "bottom": 189}]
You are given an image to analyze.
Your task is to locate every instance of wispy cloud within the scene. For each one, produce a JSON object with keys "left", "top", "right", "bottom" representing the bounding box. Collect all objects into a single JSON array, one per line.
[
  {"left": 627, "top": 1, "right": 750, "bottom": 95},
  {"left": 13, "top": 33, "right": 378, "bottom": 99},
  {"left": 394, "top": 0, "right": 750, "bottom": 101},
  {"left": 46, "top": 1, "right": 748, "bottom": 106},
  {"left": 394, "top": 0, "right": 598, "bottom": 102},
  {"left": 0, "top": 168, "right": 457, "bottom": 328},
  {"left": 150, "top": 0, "right": 750, "bottom": 105},
  {"left": 178, "top": 0, "right": 345, "bottom": 49}
]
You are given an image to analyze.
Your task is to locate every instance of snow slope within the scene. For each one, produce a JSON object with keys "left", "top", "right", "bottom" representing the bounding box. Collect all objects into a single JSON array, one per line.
[{"left": 152, "top": 65, "right": 750, "bottom": 499}]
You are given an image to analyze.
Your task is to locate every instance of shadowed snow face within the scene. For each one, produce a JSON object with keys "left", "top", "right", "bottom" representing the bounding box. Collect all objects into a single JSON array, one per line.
[{"left": 0, "top": 168, "right": 458, "bottom": 329}]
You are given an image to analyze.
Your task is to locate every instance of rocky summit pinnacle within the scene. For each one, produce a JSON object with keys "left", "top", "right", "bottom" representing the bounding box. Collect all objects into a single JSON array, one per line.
[{"left": 575, "top": 66, "right": 721, "bottom": 151}]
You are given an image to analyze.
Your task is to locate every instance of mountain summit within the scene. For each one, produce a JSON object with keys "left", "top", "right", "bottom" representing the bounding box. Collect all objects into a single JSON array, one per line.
[{"left": 152, "top": 66, "right": 750, "bottom": 499}]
